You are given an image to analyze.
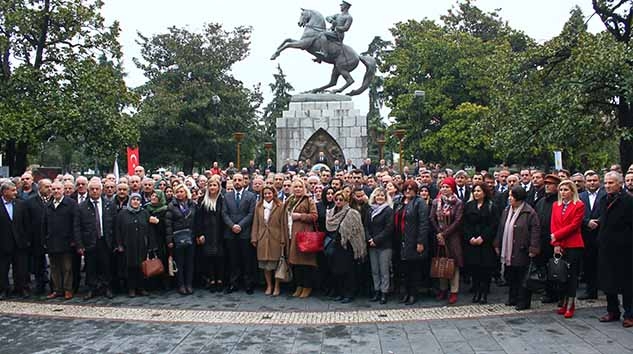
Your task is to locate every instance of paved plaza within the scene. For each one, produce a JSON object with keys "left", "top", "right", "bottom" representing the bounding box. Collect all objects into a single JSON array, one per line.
[{"left": 0, "top": 286, "right": 632, "bottom": 354}]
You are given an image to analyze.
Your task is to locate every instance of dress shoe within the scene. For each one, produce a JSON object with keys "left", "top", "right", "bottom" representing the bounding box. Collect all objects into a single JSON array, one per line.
[
  {"left": 564, "top": 303, "right": 575, "bottom": 319},
  {"left": 292, "top": 287, "right": 303, "bottom": 297},
  {"left": 138, "top": 289, "right": 149, "bottom": 296},
  {"left": 369, "top": 293, "right": 380, "bottom": 302},
  {"left": 448, "top": 292, "right": 458, "bottom": 305},
  {"left": 578, "top": 291, "right": 597, "bottom": 300},
  {"left": 0, "top": 292, "right": 6, "bottom": 301},
  {"left": 178, "top": 287, "right": 187, "bottom": 295},
  {"left": 479, "top": 293, "right": 488, "bottom": 304},
  {"left": 46, "top": 292, "right": 60, "bottom": 300},
  {"left": 557, "top": 305, "right": 567, "bottom": 315},
  {"left": 128, "top": 290, "right": 136, "bottom": 298},
  {"left": 299, "top": 288, "right": 312, "bottom": 298},
  {"left": 436, "top": 290, "right": 447, "bottom": 301},
  {"left": 245, "top": 288, "right": 254, "bottom": 295},
  {"left": 400, "top": 294, "right": 409, "bottom": 304},
  {"left": 472, "top": 292, "right": 481, "bottom": 303},
  {"left": 18, "top": 289, "right": 29, "bottom": 298},
  {"left": 599, "top": 313, "right": 621, "bottom": 322},
  {"left": 405, "top": 296, "right": 416, "bottom": 306},
  {"left": 83, "top": 291, "right": 95, "bottom": 301},
  {"left": 209, "top": 283, "right": 217, "bottom": 293},
  {"left": 64, "top": 291, "right": 73, "bottom": 300},
  {"left": 185, "top": 287, "right": 193, "bottom": 295},
  {"left": 380, "top": 293, "right": 387, "bottom": 304},
  {"left": 341, "top": 297, "right": 353, "bottom": 304},
  {"left": 623, "top": 318, "right": 633, "bottom": 328},
  {"left": 105, "top": 289, "right": 113, "bottom": 299},
  {"left": 223, "top": 286, "right": 236, "bottom": 294}
]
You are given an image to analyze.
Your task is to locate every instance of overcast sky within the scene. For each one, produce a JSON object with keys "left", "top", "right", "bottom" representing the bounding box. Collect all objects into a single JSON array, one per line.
[{"left": 101, "top": 0, "right": 604, "bottom": 115}]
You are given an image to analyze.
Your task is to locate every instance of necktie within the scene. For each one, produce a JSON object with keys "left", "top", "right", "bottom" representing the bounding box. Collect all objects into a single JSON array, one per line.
[
  {"left": 79, "top": 195, "right": 85, "bottom": 204},
  {"left": 93, "top": 200, "right": 102, "bottom": 239},
  {"left": 236, "top": 191, "right": 241, "bottom": 206},
  {"left": 459, "top": 187, "right": 464, "bottom": 199}
]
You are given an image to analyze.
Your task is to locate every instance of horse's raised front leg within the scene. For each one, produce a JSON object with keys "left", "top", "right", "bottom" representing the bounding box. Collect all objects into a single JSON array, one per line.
[
  {"left": 270, "top": 38, "right": 313, "bottom": 60},
  {"left": 306, "top": 68, "right": 340, "bottom": 94},
  {"left": 332, "top": 69, "right": 355, "bottom": 94}
]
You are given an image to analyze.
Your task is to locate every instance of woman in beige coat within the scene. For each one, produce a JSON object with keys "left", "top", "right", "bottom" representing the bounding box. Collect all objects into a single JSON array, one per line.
[
  {"left": 251, "top": 186, "right": 287, "bottom": 296},
  {"left": 285, "top": 178, "right": 319, "bottom": 298}
]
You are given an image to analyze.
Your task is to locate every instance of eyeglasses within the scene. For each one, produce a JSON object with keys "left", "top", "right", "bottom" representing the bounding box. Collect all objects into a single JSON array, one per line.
[{"left": 335, "top": 198, "right": 345, "bottom": 201}]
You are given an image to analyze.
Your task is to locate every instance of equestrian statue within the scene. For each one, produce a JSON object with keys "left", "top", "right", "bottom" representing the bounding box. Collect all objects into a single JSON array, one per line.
[{"left": 270, "top": 1, "right": 376, "bottom": 96}]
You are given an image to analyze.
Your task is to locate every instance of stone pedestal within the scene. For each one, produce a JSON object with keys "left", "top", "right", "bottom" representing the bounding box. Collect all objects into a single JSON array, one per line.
[{"left": 276, "top": 94, "right": 367, "bottom": 171}]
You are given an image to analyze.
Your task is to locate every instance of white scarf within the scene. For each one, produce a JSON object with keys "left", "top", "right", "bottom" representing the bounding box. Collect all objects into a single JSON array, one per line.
[
  {"left": 501, "top": 202, "right": 524, "bottom": 266},
  {"left": 263, "top": 200, "right": 273, "bottom": 223}
]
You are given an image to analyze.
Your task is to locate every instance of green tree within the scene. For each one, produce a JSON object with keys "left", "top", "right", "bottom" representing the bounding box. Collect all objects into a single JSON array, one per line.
[
  {"left": 135, "top": 24, "right": 263, "bottom": 173},
  {"left": 363, "top": 36, "right": 390, "bottom": 162},
  {"left": 261, "top": 64, "right": 293, "bottom": 165},
  {"left": 0, "top": 0, "right": 138, "bottom": 175}
]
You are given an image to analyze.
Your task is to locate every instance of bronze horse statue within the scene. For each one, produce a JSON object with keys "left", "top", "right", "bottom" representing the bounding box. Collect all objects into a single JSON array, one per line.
[{"left": 270, "top": 9, "right": 376, "bottom": 96}]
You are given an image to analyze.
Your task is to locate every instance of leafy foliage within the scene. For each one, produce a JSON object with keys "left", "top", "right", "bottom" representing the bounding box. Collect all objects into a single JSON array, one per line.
[
  {"left": 135, "top": 24, "right": 263, "bottom": 173},
  {"left": 261, "top": 64, "right": 294, "bottom": 164}
]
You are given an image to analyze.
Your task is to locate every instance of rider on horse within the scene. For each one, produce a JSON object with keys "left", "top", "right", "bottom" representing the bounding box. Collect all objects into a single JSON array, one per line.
[{"left": 315, "top": 1, "right": 353, "bottom": 62}]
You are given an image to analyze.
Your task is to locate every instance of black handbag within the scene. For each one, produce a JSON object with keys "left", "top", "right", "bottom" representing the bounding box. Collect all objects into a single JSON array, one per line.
[
  {"left": 173, "top": 229, "right": 193, "bottom": 248},
  {"left": 547, "top": 253, "right": 570, "bottom": 283},
  {"left": 524, "top": 260, "right": 547, "bottom": 292}
]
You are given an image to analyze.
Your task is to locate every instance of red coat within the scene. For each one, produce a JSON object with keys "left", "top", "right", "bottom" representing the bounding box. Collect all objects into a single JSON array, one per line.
[{"left": 550, "top": 200, "right": 585, "bottom": 249}]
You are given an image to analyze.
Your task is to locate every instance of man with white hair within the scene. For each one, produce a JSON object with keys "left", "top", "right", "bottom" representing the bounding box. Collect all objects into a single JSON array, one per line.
[
  {"left": 597, "top": 171, "right": 633, "bottom": 327},
  {"left": 24, "top": 179, "right": 52, "bottom": 294}
]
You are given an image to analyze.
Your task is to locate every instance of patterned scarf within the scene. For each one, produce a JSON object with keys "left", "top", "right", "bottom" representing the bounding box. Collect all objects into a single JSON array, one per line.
[
  {"left": 326, "top": 205, "right": 367, "bottom": 260},
  {"left": 436, "top": 194, "right": 457, "bottom": 231}
]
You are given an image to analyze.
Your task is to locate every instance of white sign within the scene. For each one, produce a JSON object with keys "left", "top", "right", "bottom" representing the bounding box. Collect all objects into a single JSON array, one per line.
[{"left": 554, "top": 151, "right": 563, "bottom": 170}]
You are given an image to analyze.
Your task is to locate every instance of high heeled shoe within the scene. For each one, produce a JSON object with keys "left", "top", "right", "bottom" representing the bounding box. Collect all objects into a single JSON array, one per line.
[{"left": 564, "top": 303, "right": 575, "bottom": 319}]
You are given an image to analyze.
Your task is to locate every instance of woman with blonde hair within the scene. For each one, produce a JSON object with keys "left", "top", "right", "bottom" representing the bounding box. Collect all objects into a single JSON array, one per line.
[
  {"left": 251, "top": 185, "right": 287, "bottom": 296},
  {"left": 365, "top": 187, "right": 394, "bottom": 304},
  {"left": 194, "top": 176, "right": 225, "bottom": 292},
  {"left": 284, "top": 178, "right": 319, "bottom": 298},
  {"left": 550, "top": 179, "right": 585, "bottom": 318},
  {"left": 166, "top": 183, "right": 197, "bottom": 295}
]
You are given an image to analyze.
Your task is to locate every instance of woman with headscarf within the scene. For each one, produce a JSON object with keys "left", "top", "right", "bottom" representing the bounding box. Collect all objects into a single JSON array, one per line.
[
  {"left": 193, "top": 177, "right": 225, "bottom": 292},
  {"left": 430, "top": 177, "right": 464, "bottom": 305},
  {"left": 145, "top": 189, "right": 170, "bottom": 290},
  {"left": 251, "top": 185, "right": 287, "bottom": 296},
  {"left": 166, "top": 184, "right": 197, "bottom": 295},
  {"left": 317, "top": 186, "right": 336, "bottom": 296},
  {"left": 115, "top": 193, "right": 156, "bottom": 297},
  {"left": 326, "top": 190, "right": 367, "bottom": 303},
  {"left": 365, "top": 187, "right": 394, "bottom": 304}
]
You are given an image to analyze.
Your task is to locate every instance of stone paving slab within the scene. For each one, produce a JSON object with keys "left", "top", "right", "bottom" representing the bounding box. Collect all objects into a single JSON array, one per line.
[{"left": 2, "top": 307, "right": 633, "bottom": 354}]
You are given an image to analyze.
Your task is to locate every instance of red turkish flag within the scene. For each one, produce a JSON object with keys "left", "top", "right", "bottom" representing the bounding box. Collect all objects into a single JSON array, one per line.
[{"left": 127, "top": 147, "right": 140, "bottom": 176}]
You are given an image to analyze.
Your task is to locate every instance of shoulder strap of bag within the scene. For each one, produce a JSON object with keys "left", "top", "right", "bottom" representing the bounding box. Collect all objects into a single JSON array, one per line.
[{"left": 335, "top": 209, "right": 351, "bottom": 233}]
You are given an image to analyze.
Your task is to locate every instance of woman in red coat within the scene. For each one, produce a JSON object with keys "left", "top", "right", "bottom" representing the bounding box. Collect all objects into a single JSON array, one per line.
[{"left": 550, "top": 180, "right": 585, "bottom": 318}]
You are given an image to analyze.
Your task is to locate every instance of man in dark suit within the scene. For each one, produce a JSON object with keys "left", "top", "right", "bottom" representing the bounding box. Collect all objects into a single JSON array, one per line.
[
  {"left": 360, "top": 158, "right": 376, "bottom": 176},
  {"left": 527, "top": 171, "right": 545, "bottom": 207},
  {"left": 535, "top": 174, "right": 561, "bottom": 304},
  {"left": 70, "top": 175, "right": 89, "bottom": 293},
  {"left": 343, "top": 159, "right": 357, "bottom": 173},
  {"left": 264, "top": 158, "right": 276, "bottom": 173},
  {"left": 315, "top": 151, "right": 328, "bottom": 166},
  {"left": 222, "top": 173, "right": 256, "bottom": 294},
  {"left": 78, "top": 180, "right": 116, "bottom": 300},
  {"left": 578, "top": 170, "right": 606, "bottom": 300},
  {"left": 43, "top": 181, "right": 80, "bottom": 300},
  {"left": 24, "top": 179, "right": 52, "bottom": 294},
  {"left": 0, "top": 181, "right": 31, "bottom": 299},
  {"left": 454, "top": 170, "right": 471, "bottom": 202}
]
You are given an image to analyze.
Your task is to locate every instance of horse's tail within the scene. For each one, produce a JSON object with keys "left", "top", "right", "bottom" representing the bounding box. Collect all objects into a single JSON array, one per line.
[{"left": 347, "top": 55, "right": 377, "bottom": 96}]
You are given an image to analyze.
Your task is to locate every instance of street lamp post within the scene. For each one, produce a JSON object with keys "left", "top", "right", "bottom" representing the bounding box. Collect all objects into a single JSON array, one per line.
[
  {"left": 393, "top": 129, "right": 406, "bottom": 173},
  {"left": 264, "top": 142, "right": 273, "bottom": 161},
  {"left": 376, "top": 139, "right": 386, "bottom": 161},
  {"left": 233, "top": 132, "right": 246, "bottom": 169}
]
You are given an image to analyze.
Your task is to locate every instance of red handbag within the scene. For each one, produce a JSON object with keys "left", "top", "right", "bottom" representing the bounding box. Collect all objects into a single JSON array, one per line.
[{"left": 296, "top": 220, "right": 326, "bottom": 253}]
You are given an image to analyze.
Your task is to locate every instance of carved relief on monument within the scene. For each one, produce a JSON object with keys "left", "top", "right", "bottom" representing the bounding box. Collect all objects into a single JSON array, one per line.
[{"left": 298, "top": 128, "right": 345, "bottom": 165}]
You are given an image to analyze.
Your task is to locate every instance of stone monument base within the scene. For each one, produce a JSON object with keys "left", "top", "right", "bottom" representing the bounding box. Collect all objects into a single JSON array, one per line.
[{"left": 276, "top": 94, "right": 367, "bottom": 171}]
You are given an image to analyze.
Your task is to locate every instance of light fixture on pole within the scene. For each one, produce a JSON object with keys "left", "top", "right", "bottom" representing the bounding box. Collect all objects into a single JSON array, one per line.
[
  {"left": 233, "top": 132, "right": 246, "bottom": 169},
  {"left": 264, "top": 142, "right": 273, "bottom": 160},
  {"left": 376, "top": 139, "right": 386, "bottom": 161}
]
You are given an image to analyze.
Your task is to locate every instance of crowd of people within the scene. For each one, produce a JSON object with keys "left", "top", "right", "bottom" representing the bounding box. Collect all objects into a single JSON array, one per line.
[{"left": 1, "top": 157, "right": 632, "bottom": 327}]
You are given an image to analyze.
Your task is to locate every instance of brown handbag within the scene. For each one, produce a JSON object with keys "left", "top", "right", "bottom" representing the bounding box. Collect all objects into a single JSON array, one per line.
[
  {"left": 431, "top": 245, "right": 455, "bottom": 280},
  {"left": 142, "top": 253, "right": 164, "bottom": 278},
  {"left": 275, "top": 244, "right": 292, "bottom": 283}
]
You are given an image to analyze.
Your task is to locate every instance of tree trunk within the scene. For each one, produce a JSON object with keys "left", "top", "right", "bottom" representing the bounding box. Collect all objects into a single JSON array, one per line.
[
  {"left": 183, "top": 157, "right": 194, "bottom": 175},
  {"left": 15, "top": 141, "right": 28, "bottom": 175},
  {"left": 618, "top": 100, "right": 633, "bottom": 171}
]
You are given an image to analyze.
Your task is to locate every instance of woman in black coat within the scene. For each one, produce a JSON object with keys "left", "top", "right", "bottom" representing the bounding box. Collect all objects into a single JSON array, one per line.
[
  {"left": 462, "top": 182, "right": 499, "bottom": 304},
  {"left": 365, "top": 187, "right": 394, "bottom": 304},
  {"left": 166, "top": 184, "right": 197, "bottom": 295},
  {"left": 115, "top": 193, "right": 155, "bottom": 297},
  {"left": 392, "top": 180, "right": 430, "bottom": 305},
  {"left": 194, "top": 178, "right": 225, "bottom": 292},
  {"left": 316, "top": 186, "right": 335, "bottom": 295},
  {"left": 145, "top": 190, "right": 169, "bottom": 290}
]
